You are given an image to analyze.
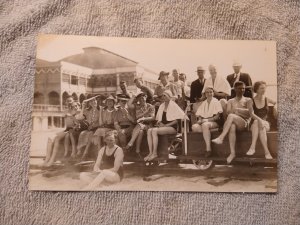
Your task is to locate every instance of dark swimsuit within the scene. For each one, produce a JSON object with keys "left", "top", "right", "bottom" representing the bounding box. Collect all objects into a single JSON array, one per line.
[
  {"left": 100, "top": 146, "right": 124, "bottom": 180},
  {"left": 162, "top": 111, "right": 178, "bottom": 130},
  {"left": 250, "top": 97, "right": 269, "bottom": 126}
]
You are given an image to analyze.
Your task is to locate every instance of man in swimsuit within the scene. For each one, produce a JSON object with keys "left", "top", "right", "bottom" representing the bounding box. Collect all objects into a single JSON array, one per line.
[{"left": 212, "top": 81, "right": 251, "bottom": 164}]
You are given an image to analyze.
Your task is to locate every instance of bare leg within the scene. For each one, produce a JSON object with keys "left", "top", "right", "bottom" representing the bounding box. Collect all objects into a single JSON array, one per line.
[
  {"left": 202, "top": 123, "right": 212, "bottom": 151},
  {"left": 117, "top": 130, "right": 127, "bottom": 149},
  {"left": 46, "top": 133, "right": 66, "bottom": 166},
  {"left": 82, "top": 132, "right": 94, "bottom": 159},
  {"left": 259, "top": 128, "right": 272, "bottom": 159},
  {"left": 212, "top": 114, "right": 235, "bottom": 143},
  {"left": 135, "top": 129, "right": 144, "bottom": 153},
  {"left": 148, "top": 127, "right": 177, "bottom": 161},
  {"left": 247, "top": 120, "right": 259, "bottom": 155},
  {"left": 145, "top": 128, "right": 154, "bottom": 161},
  {"left": 70, "top": 132, "right": 77, "bottom": 158},
  {"left": 227, "top": 124, "right": 236, "bottom": 164},
  {"left": 64, "top": 133, "right": 70, "bottom": 157},
  {"left": 83, "top": 170, "right": 120, "bottom": 190},
  {"left": 150, "top": 128, "right": 159, "bottom": 159},
  {"left": 43, "top": 137, "right": 54, "bottom": 165},
  {"left": 126, "top": 125, "right": 141, "bottom": 148}
]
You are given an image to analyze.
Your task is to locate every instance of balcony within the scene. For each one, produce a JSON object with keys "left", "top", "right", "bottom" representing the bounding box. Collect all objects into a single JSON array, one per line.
[{"left": 33, "top": 104, "right": 62, "bottom": 112}]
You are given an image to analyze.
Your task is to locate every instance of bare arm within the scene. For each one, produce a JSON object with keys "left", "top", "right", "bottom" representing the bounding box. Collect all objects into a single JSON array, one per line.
[
  {"left": 267, "top": 97, "right": 276, "bottom": 105},
  {"left": 127, "top": 96, "right": 136, "bottom": 110},
  {"left": 94, "top": 148, "right": 104, "bottom": 171}
]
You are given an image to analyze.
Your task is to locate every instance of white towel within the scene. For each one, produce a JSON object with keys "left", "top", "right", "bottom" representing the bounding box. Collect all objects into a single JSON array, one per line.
[
  {"left": 195, "top": 97, "right": 223, "bottom": 118},
  {"left": 156, "top": 100, "right": 188, "bottom": 122},
  {"left": 202, "top": 75, "right": 231, "bottom": 96}
]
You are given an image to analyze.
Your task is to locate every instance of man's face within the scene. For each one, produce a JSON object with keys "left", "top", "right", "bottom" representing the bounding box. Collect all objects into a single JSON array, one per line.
[
  {"left": 233, "top": 66, "right": 242, "bottom": 74},
  {"left": 235, "top": 84, "right": 245, "bottom": 96},
  {"left": 197, "top": 70, "right": 204, "bottom": 79},
  {"left": 119, "top": 100, "right": 127, "bottom": 107},
  {"left": 172, "top": 69, "right": 179, "bottom": 79},
  {"left": 179, "top": 74, "right": 186, "bottom": 82},
  {"left": 135, "top": 79, "right": 142, "bottom": 88},
  {"left": 120, "top": 82, "right": 127, "bottom": 91},
  {"left": 66, "top": 97, "right": 74, "bottom": 106},
  {"left": 209, "top": 66, "right": 217, "bottom": 78},
  {"left": 160, "top": 75, "right": 168, "bottom": 84}
]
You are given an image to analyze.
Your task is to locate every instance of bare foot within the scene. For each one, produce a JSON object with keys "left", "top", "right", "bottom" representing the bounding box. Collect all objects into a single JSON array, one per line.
[
  {"left": 147, "top": 154, "right": 158, "bottom": 161},
  {"left": 227, "top": 153, "right": 236, "bottom": 164},
  {"left": 246, "top": 148, "right": 255, "bottom": 156},
  {"left": 144, "top": 154, "right": 152, "bottom": 161},
  {"left": 71, "top": 152, "right": 76, "bottom": 158},
  {"left": 265, "top": 153, "right": 273, "bottom": 159},
  {"left": 212, "top": 137, "right": 223, "bottom": 145}
]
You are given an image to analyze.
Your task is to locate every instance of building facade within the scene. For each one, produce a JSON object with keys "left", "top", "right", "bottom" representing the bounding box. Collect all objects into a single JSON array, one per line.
[{"left": 32, "top": 47, "right": 159, "bottom": 131}]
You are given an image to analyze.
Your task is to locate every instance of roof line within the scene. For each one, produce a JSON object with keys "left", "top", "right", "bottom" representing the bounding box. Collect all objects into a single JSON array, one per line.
[{"left": 82, "top": 46, "right": 138, "bottom": 64}]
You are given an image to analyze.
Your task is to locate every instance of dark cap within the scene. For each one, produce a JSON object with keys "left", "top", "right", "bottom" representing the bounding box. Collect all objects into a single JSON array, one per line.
[
  {"left": 158, "top": 71, "right": 170, "bottom": 80},
  {"left": 117, "top": 93, "right": 130, "bottom": 101}
]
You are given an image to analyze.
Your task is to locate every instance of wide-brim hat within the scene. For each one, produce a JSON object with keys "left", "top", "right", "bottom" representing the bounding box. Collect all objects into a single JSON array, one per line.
[
  {"left": 196, "top": 66, "right": 205, "bottom": 71},
  {"left": 117, "top": 93, "right": 130, "bottom": 101},
  {"left": 158, "top": 71, "right": 170, "bottom": 80}
]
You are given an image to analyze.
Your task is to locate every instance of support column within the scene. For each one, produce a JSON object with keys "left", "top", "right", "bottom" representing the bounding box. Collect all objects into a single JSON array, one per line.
[{"left": 116, "top": 73, "right": 120, "bottom": 94}]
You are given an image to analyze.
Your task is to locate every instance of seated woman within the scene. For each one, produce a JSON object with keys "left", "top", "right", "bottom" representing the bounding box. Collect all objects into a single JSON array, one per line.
[
  {"left": 80, "top": 131, "right": 124, "bottom": 190},
  {"left": 125, "top": 92, "right": 155, "bottom": 157},
  {"left": 246, "top": 81, "right": 276, "bottom": 159},
  {"left": 77, "top": 97, "right": 100, "bottom": 159},
  {"left": 92, "top": 95, "right": 117, "bottom": 149},
  {"left": 43, "top": 100, "right": 79, "bottom": 167},
  {"left": 63, "top": 102, "right": 82, "bottom": 158},
  {"left": 192, "top": 86, "right": 223, "bottom": 157},
  {"left": 146, "top": 90, "right": 187, "bottom": 161}
]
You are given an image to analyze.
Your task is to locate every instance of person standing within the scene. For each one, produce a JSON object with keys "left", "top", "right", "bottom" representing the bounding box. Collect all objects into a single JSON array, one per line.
[
  {"left": 227, "top": 62, "right": 253, "bottom": 99},
  {"left": 190, "top": 66, "right": 206, "bottom": 104}
]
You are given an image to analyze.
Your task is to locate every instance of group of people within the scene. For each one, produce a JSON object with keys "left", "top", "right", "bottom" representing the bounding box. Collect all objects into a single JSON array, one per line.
[{"left": 42, "top": 62, "right": 277, "bottom": 189}]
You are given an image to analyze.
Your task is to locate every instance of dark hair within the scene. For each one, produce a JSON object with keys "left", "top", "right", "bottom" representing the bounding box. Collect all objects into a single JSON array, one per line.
[
  {"left": 253, "top": 81, "right": 267, "bottom": 93},
  {"left": 234, "top": 81, "right": 245, "bottom": 88}
]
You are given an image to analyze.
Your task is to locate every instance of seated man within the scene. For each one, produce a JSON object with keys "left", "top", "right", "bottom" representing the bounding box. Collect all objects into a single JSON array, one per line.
[
  {"left": 212, "top": 81, "right": 251, "bottom": 164},
  {"left": 133, "top": 76, "right": 154, "bottom": 104},
  {"left": 114, "top": 94, "right": 135, "bottom": 150}
]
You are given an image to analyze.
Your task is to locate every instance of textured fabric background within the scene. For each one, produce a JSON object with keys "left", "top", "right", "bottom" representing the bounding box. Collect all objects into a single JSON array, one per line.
[{"left": 0, "top": 0, "right": 300, "bottom": 224}]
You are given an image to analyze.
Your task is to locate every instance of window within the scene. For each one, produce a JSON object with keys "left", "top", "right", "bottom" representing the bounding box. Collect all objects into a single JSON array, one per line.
[{"left": 71, "top": 75, "right": 78, "bottom": 85}]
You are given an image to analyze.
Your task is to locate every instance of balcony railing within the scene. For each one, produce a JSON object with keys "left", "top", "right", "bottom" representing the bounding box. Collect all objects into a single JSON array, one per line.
[{"left": 33, "top": 104, "right": 62, "bottom": 112}]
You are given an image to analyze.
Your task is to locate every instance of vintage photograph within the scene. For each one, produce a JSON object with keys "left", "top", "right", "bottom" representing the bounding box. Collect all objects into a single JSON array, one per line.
[{"left": 29, "top": 34, "right": 278, "bottom": 192}]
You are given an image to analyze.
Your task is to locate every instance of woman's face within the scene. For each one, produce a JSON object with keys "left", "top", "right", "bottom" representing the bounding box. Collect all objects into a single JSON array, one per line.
[
  {"left": 90, "top": 99, "right": 97, "bottom": 108},
  {"left": 162, "top": 94, "right": 170, "bottom": 102},
  {"left": 71, "top": 103, "right": 80, "bottom": 111},
  {"left": 205, "top": 88, "right": 214, "bottom": 99},
  {"left": 257, "top": 84, "right": 266, "bottom": 95},
  {"left": 138, "top": 96, "right": 146, "bottom": 104},
  {"left": 105, "top": 135, "right": 116, "bottom": 146},
  {"left": 106, "top": 99, "right": 114, "bottom": 108}
]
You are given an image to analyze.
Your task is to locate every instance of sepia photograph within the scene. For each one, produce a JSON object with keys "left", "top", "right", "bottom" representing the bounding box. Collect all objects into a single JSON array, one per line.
[{"left": 29, "top": 34, "right": 278, "bottom": 192}]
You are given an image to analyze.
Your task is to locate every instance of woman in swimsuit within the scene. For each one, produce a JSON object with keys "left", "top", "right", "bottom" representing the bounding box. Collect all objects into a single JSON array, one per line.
[
  {"left": 80, "top": 131, "right": 124, "bottom": 190},
  {"left": 246, "top": 81, "right": 276, "bottom": 159}
]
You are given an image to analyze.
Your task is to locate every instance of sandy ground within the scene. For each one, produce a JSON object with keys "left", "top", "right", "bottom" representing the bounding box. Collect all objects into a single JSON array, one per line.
[{"left": 29, "top": 129, "right": 277, "bottom": 192}]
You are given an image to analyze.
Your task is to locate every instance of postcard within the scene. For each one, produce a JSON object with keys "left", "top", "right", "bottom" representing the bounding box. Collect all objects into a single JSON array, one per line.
[{"left": 29, "top": 34, "right": 277, "bottom": 192}]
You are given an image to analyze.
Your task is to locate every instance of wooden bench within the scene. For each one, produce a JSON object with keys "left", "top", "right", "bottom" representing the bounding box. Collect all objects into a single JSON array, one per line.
[{"left": 186, "top": 131, "right": 278, "bottom": 158}]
